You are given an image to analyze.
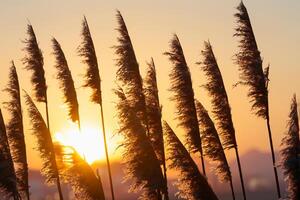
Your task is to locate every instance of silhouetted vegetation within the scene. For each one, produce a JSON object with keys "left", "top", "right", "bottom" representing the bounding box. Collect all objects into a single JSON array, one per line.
[
  {"left": 143, "top": 58, "right": 169, "bottom": 199},
  {"left": 195, "top": 100, "right": 235, "bottom": 199},
  {"left": 3, "top": 62, "right": 29, "bottom": 200},
  {"left": 52, "top": 38, "right": 79, "bottom": 124},
  {"left": 0, "top": 109, "right": 20, "bottom": 200},
  {"left": 281, "top": 95, "right": 300, "bottom": 200},
  {"left": 22, "top": 24, "right": 46, "bottom": 103},
  {"left": 234, "top": 1, "right": 280, "bottom": 198},
  {"left": 55, "top": 144, "right": 106, "bottom": 200},
  {"left": 198, "top": 41, "right": 236, "bottom": 149},
  {"left": 78, "top": 16, "right": 115, "bottom": 200},
  {"left": 77, "top": 17, "right": 101, "bottom": 105},
  {"left": 144, "top": 58, "right": 165, "bottom": 165},
  {"left": 115, "top": 87, "right": 166, "bottom": 200},
  {"left": 163, "top": 121, "right": 218, "bottom": 200},
  {"left": 0, "top": 1, "right": 297, "bottom": 199},
  {"left": 198, "top": 41, "right": 244, "bottom": 200},
  {"left": 114, "top": 11, "right": 148, "bottom": 130},
  {"left": 24, "top": 92, "right": 64, "bottom": 200},
  {"left": 164, "top": 34, "right": 206, "bottom": 175}
]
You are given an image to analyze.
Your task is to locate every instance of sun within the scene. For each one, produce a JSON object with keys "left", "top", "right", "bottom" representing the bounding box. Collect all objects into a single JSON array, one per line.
[{"left": 53, "top": 122, "right": 107, "bottom": 164}]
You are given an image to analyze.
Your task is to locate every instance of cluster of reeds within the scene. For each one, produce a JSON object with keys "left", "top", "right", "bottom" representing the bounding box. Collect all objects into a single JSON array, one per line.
[{"left": 0, "top": 1, "right": 299, "bottom": 200}]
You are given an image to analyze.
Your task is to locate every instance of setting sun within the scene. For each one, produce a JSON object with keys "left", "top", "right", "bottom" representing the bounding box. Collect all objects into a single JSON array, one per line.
[{"left": 53, "top": 122, "right": 107, "bottom": 164}]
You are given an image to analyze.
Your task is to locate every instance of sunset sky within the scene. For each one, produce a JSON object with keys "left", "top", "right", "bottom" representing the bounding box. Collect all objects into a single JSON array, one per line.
[{"left": 0, "top": 0, "right": 299, "bottom": 170}]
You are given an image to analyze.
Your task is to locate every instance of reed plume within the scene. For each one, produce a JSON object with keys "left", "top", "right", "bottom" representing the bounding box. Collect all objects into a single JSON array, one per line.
[
  {"left": 234, "top": 2, "right": 268, "bottom": 118},
  {"left": 198, "top": 41, "right": 236, "bottom": 149},
  {"left": 22, "top": 24, "right": 46, "bottom": 103},
  {"left": 198, "top": 41, "right": 244, "bottom": 199},
  {"left": 144, "top": 58, "right": 169, "bottom": 200},
  {"left": 24, "top": 92, "right": 64, "bottom": 200},
  {"left": 3, "top": 62, "right": 29, "bottom": 199},
  {"left": 0, "top": 109, "right": 20, "bottom": 200},
  {"left": 281, "top": 95, "right": 300, "bottom": 200},
  {"left": 78, "top": 16, "right": 115, "bottom": 200},
  {"left": 234, "top": 1, "right": 280, "bottom": 197},
  {"left": 115, "top": 87, "right": 165, "bottom": 199},
  {"left": 114, "top": 11, "right": 148, "bottom": 129},
  {"left": 22, "top": 24, "right": 52, "bottom": 135},
  {"left": 163, "top": 121, "right": 218, "bottom": 200},
  {"left": 54, "top": 144, "right": 105, "bottom": 200},
  {"left": 77, "top": 16, "right": 101, "bottom": 104},
  {"left": 52, "top": 38, "right": 79, "bottom": 123},
  {"left": 144, "top": 58, "right": 165, "bottom": 165},
  {"left": 164, "top": 34, "right": 206, "bottom": 175},
  {"left": 195, "top": 100, "right": 235, "bottom": 200}
]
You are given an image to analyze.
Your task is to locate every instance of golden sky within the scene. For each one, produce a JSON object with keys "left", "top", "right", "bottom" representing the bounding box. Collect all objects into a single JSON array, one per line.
[{"left": 0, "top": 0, "right": 299, "bottom": 169}]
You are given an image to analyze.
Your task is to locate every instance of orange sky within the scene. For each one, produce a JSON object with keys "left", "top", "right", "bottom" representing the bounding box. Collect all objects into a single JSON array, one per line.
[{"left": 0, "top": 0, "right": 299, "bottom": 169}]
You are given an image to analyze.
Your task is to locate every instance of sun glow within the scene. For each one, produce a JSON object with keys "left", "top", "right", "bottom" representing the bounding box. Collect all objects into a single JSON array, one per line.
[{"left": 53, "top": 122, "right": 107, "bottom": 164}]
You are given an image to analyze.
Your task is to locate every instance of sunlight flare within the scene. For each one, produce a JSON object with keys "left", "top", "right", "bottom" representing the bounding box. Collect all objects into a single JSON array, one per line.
[{"left": 54, "top": 122, "right": 106, "bottom": 164}]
